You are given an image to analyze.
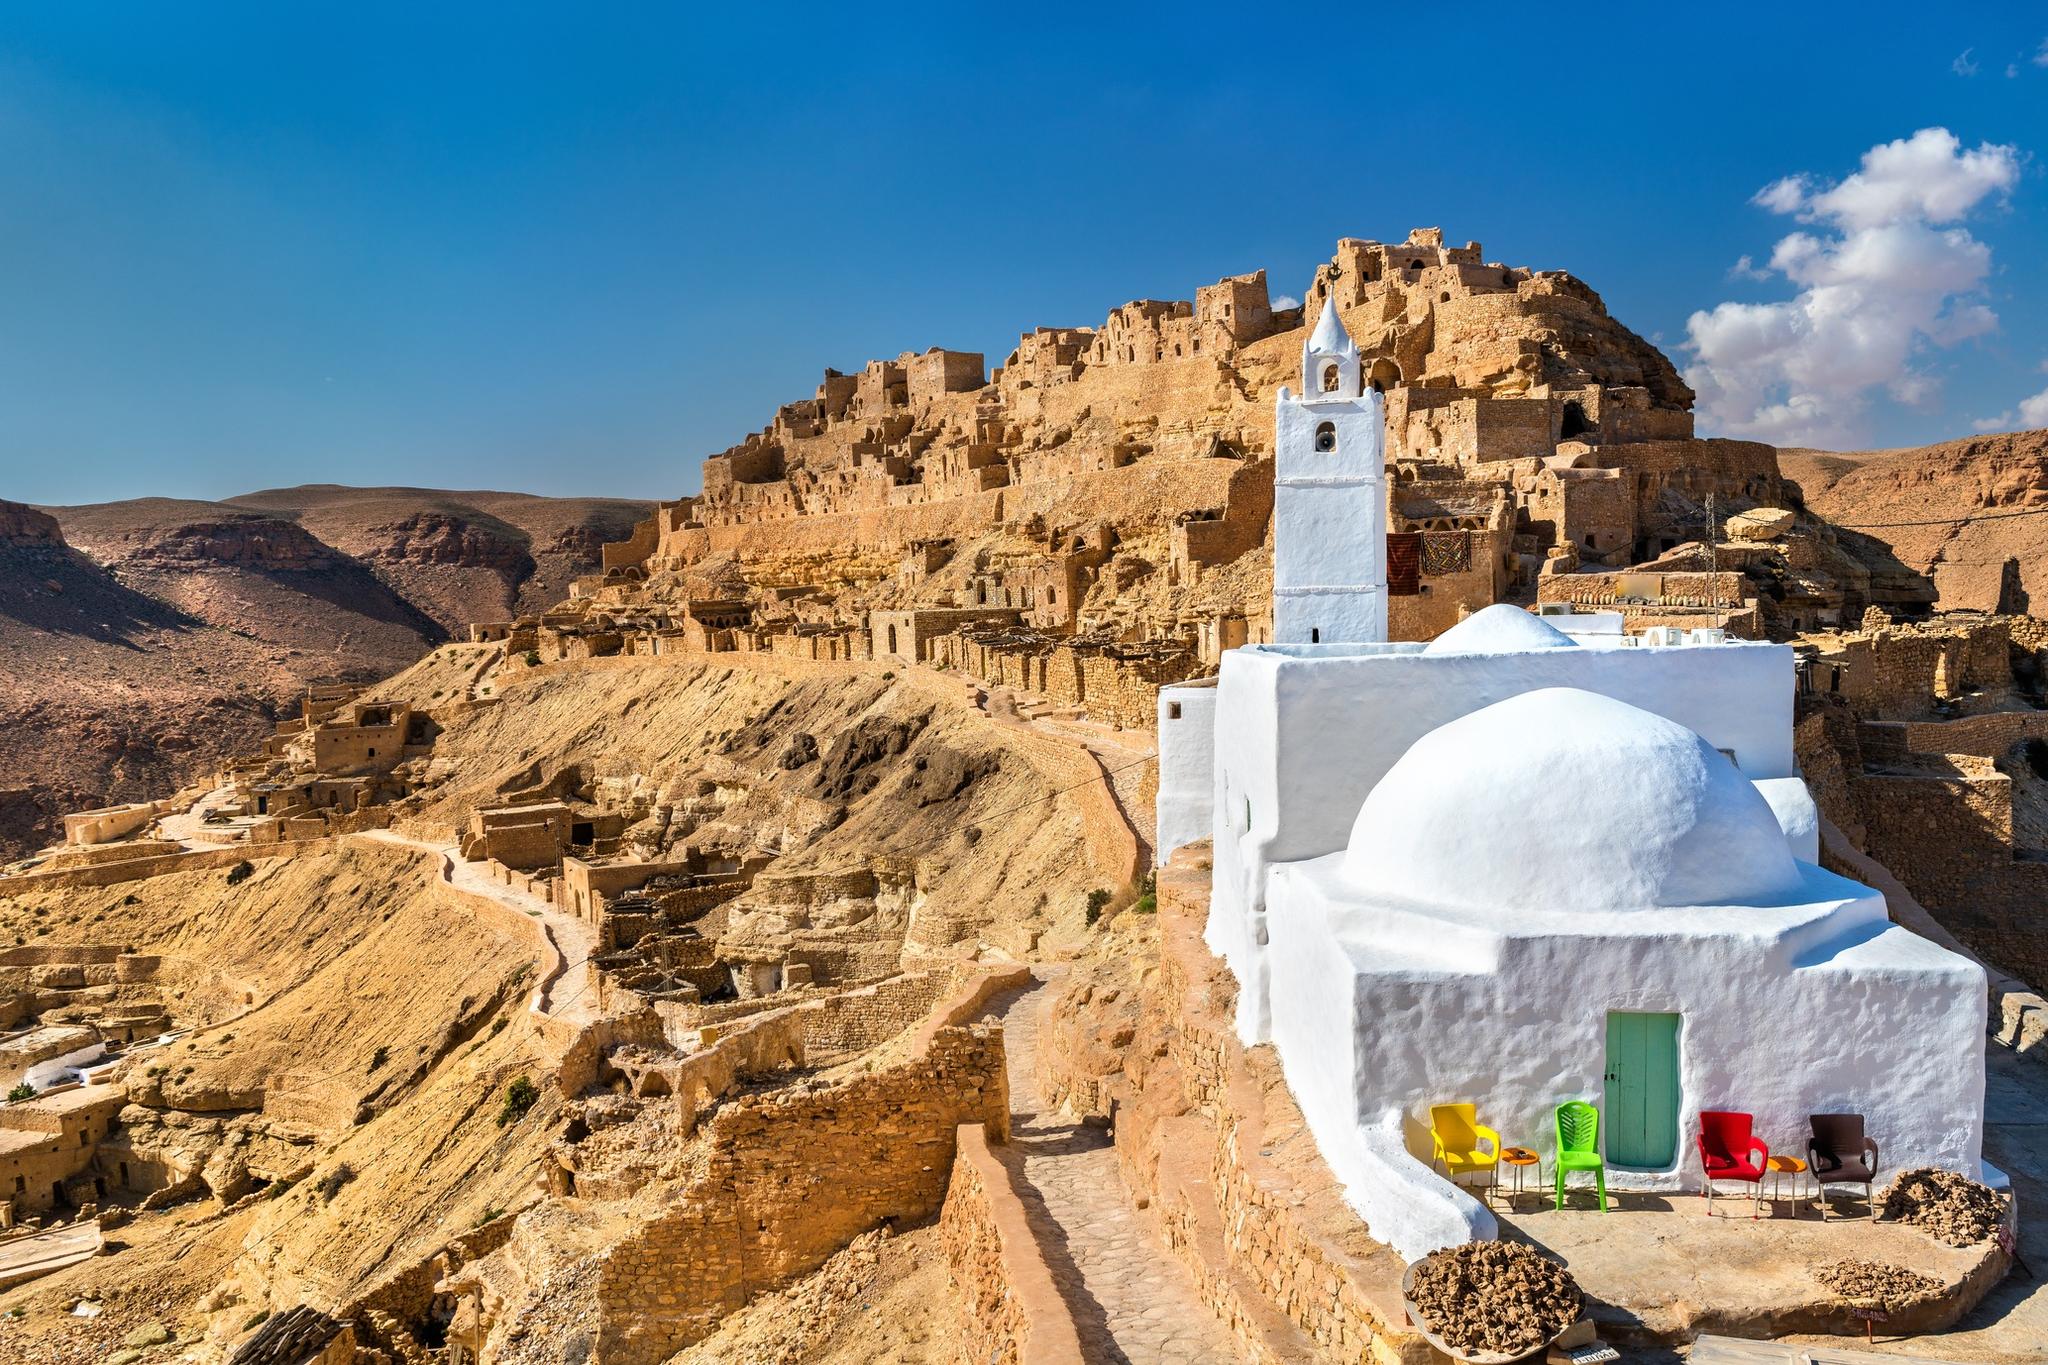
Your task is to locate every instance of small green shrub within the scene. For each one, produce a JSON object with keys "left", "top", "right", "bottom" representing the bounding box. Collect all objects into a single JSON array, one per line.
[
  {"left": 1084, "top": 888, "right": 1112, "bottom": 927},
  {"left": 242, "top": 1309, "right": 271, "bottom": 1332},
  {"left": 6, "top": 1083, "right": 35, "bottom": 1103},
  {"left": 523, "top": 650, "right": 541, "bottom": 667},
  {"left": 497, "top": 1076, "right": 539, "bottom": 1127},
  {"left": 473, "top": 1205, "right": 506, "bottom": 1229}
]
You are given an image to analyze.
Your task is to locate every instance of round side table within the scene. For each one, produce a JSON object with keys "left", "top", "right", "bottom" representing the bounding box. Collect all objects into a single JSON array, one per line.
[
  {"left": 1497, "top": 1146, "right": 1542, "bottom": 1208},
  {"left": 1766, "top": 1154, "right": 1810, "bottom": 1217}
]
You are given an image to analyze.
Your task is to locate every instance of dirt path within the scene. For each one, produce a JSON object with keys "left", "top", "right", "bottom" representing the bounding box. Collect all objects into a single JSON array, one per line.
[
  {"left": 354, "top": 830, "right": 598, "bottom": 1025},
  {"left": 986, "top": 972, "right": 1237, "bottom": 1365}
]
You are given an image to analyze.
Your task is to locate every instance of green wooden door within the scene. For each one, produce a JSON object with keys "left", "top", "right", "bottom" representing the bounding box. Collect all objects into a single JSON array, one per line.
[{"left": 1603, "top": 1011, "right": 1681, "bottom": 1168}]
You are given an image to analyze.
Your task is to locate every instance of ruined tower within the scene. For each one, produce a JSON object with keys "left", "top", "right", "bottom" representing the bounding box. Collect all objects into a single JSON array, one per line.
[{"left": 1272, "top": 297, "right": 1387, "bottom": 645}]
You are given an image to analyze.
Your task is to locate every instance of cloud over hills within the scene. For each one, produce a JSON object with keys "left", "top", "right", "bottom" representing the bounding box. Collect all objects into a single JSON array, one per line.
[{"left": 1684, "top": 128, "right": 2022, "bottom": 449}]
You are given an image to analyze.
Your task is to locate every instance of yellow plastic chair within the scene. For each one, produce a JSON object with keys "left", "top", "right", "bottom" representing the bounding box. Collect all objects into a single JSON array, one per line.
[{"left": 1430, "top": 1103, "right": 1501, "bottom": 1191}]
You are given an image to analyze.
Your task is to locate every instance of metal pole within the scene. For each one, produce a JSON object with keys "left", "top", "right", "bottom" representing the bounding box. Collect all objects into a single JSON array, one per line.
[{"left": 1705, "top": 488, "right": 1719, "bottom": 616}]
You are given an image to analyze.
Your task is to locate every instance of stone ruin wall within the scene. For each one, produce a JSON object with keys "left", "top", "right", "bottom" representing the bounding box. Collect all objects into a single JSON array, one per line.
[
  {"left": 1795, "top": 614, "right": 2048, "bottom": 991},
  {"left": 937, "top": 1121, "right": 1086, "bottom": 1365},
  {"left": 1860, "top": 710, "right": 2048, "bottom": 766},
  {"left": 1801, "top": 614, "right": 2027, "bottom": 721},
  {"left": 589, "top": 1022, "right": 1009, "bottom": 1365},
  {"left": 1851, "top": 768, "right": 2048, "bottom": 987}
]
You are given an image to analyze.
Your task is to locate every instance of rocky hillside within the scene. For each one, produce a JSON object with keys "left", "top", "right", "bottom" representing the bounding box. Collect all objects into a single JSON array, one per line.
[
  {"left": 0, "top": 487, "right": 645, "bottom": 860},
  {"left": 1782, "top": 429, "right": 2048, "bottom": 614}
]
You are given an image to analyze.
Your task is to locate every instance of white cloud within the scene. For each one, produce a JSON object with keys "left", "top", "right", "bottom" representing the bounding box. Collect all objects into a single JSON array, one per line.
[
  {"left": 1683, "top": 128, "right": 2022, "bottom": 448},
  {"left": 1752, "top": 177, "right": 1808, "bottom": 214},
  {"left": 2035, "top": 37, "right": 2048, "bottom": 67},
  {"left": 1271, "top": 294, "right": 1300, "bottom": 310},
  {"left": 1727, "top": 254, "right": 1771, "bottom": 281},
  {"left": 1973, "top": 390, "right": 2048, "bottom": 432},
  {"left": 1953, "top": 48, "right": 1979, "bottom": 76},
  {"left": 2024, "top": 386, "right": 2048, "bottom": 427}
]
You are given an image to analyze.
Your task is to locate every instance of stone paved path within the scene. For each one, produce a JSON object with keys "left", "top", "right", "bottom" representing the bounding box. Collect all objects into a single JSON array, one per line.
[{"left": 989, "top": 972, "right": 1239, "bottom": 1365}]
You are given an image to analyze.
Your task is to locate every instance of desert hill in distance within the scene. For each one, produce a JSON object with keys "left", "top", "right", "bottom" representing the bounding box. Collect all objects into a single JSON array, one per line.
[
  {"left": 1781, "top": 428, "right": 2048, "bottom": 616},
  {"left": 0, "top": 484, "right": 648, "bottom": 859}
]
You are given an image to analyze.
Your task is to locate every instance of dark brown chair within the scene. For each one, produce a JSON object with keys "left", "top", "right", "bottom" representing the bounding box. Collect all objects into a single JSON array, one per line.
[{"left": 1807, "top": 1113, "right": 1879, "bottom": 1219}]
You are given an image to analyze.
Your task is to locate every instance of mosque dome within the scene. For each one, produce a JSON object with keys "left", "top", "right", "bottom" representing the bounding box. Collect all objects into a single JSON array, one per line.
[
  {"left": 1342, "top": 688, "right": 1804, "bottom": 915},
  {"left": 1423, "top": 604, "right": 1577, "bottom": 654}
]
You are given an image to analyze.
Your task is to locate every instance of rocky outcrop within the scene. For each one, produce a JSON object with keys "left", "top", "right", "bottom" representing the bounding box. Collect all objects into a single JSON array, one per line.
[
  {"left": 1784, "top": 429, "right": 2048, "bottom": 613},
  {"left": 357, "top": 512, "right": 535, "bottom": 579},
  {"left": 102, "top": 517, "right": 341, "bottom": 572},
  {"left": 0, "top": 500, "right": 65, "bottom": 547}
]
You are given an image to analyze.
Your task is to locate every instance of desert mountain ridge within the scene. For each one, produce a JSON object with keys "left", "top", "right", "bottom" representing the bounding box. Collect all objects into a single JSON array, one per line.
[{"left": 0, "top": 484, "right": 647, "bottom": 859}]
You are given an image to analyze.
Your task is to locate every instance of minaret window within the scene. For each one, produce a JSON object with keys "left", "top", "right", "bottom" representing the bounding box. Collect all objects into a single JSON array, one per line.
[
  {"left": 1321, "top": 363, "right": 1340, "bottom": 393},
  {"left": 1314, "top": 422, "right": 1337, "bottom": 454}
]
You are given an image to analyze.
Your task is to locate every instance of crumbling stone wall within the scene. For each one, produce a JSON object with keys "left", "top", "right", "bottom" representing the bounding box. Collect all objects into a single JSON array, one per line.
[
  {"left": 589, "top": 1023, "right": 1008, "bottom": 1364},
  {"left": 794, "top": 967, "right": 959, "bottom": 1058},
  {"left": 1861, "top": 711, "right": 2048, "bottom": 765},
  {"left": 1853, "top": 769, "right": 2048, "bottom": 986},
  {"left": 938, "top": 1122, "right": 1085, "bottom": 1365},
  {"left": 1801, "top": 615, "right": 2020, "bottom": 721}
]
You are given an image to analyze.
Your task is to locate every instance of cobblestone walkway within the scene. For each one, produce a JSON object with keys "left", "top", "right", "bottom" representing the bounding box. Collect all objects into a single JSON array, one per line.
[{"left": 990, "top": 973, "right": 1238, "bottom": 1365}]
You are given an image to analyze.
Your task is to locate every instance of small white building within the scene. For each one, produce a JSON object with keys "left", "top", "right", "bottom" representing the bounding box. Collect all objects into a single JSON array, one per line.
[{"left": 1155, "top": 308, "right": 1989, "bottom": 1261}]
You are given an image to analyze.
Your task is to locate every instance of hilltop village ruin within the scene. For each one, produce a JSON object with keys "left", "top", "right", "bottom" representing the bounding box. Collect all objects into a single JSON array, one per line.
[
  {"left": 0, "top": 230, "right": 2042, "bottom": 1363},
  {"left": 484, "top": 229, "right": 1845, "bottom": 709}
]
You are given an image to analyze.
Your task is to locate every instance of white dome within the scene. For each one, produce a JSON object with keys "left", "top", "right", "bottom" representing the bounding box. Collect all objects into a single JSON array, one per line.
[
  {"left": 1343, "top": 688, "right": 1803, "bottom": 914},
  {"left": 1424, "top": 604, "right": 1577, "bottom": 654}
]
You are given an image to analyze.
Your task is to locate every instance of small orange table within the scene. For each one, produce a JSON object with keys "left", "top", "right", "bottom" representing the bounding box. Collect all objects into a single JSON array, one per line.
[
  {"left": 1766, "top": 1153, "right": 1811, "bottom": 1216},
  {"left": 1496, "top": 1146, "right": 1542, "bottom": 1207}
]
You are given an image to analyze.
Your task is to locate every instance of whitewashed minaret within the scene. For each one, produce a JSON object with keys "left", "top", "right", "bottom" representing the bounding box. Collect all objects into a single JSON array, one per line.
[{"left": 1272, "top": 297, "right": 1387, "bottom": 645}]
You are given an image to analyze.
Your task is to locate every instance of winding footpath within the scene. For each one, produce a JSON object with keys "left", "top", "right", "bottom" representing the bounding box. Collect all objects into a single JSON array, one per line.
[
  {"left": 987, "top": 971, "right": 1238, "bottom": 1365},
  {"left": 353, "top": 828, "right": 599, "bottom": 1025}
]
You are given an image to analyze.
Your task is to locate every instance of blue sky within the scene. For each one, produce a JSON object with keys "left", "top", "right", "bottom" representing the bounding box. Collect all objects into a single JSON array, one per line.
[{"left": 1, "top": 4, "right": 2045, "bottom": 507}]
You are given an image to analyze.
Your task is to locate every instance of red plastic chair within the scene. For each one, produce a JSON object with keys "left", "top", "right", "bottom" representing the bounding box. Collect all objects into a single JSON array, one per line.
[{"left": 1697, "top": 1110, "right": 1769, "bottom": 1218}]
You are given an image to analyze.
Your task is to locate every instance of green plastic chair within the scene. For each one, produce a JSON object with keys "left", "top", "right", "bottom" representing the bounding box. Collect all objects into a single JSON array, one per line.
[{"left": 1554, "top": 1100, "right": 1608, "bottom": 1212}]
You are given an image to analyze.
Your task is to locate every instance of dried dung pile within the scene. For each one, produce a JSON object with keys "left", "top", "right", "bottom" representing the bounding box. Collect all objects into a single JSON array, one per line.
[
  {"left": 1407, "top": 1241, "right": 1581, "bottom": 1357},
  {"left": 1880, "top": 1168, "right": 2005, "bottom": 1247},
  {"left": 1813, "top": 1259, "right": 1944, "bottom": 1308}
]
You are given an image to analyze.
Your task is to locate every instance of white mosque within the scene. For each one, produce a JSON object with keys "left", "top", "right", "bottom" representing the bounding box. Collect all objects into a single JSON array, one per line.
[{"left": 1154, "top": 300, "right": 1991, "bottom": 1260}]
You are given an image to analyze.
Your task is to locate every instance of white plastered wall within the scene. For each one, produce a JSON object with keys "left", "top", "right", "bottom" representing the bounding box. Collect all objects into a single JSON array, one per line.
[
  {"left": 1209, "top": 639, "right": 1803, "bottom": 1042},
  {"left": 1262, "top": 856, "right": 1986, "bottom": 1261},
  {"left": 1272, "top": 384, "right": 1385, "bottom": 646},
  {"left": 1155, "top": 682, "right": 1218, "bottom": 867}
]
